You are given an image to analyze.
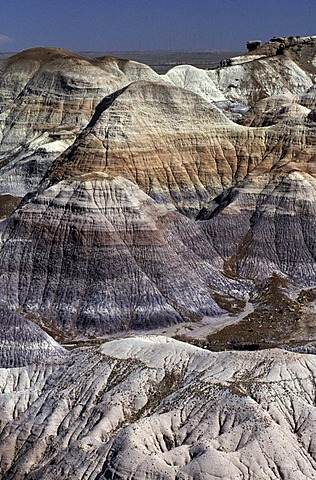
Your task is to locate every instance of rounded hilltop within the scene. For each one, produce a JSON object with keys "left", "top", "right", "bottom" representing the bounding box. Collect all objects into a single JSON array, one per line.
[{"left": 2, "top": 46, "right": 85, "bottom": 67}]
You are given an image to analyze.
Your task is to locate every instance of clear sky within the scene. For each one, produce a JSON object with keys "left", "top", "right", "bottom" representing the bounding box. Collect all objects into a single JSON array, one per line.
[{"left": 0, "top": 0, "right": 315, "bottom": 53}]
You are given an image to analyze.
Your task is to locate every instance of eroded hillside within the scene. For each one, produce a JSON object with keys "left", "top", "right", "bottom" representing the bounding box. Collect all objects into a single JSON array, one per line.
[{"left": 1, "top": 337, "right": 316, "bottom": 479}]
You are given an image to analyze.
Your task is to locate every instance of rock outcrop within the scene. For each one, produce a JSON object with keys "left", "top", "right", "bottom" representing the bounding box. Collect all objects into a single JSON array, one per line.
[
  {"left": 165, "top": 36, "right": 316, "bottom": 120},
  {"left": 246, "top": 40, "right": 262, "bottom": 51}
]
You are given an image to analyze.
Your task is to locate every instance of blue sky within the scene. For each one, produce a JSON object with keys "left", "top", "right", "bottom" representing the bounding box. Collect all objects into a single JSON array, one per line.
[{"left": 0, "top": 0, "right": 315, "bottom": 52}]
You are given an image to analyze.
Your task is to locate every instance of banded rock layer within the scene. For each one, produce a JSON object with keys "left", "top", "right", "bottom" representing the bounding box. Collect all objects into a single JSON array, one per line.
[
  {"left": 0, "top": 47, "right": 162, "bottom": 195},
  {"left": 0, "top": 306, "right": 64, "bottom": 367},
  {"left": 0, "top": 173, "right": 249, "bottom": 336},
  {"left": 1, "top": 37, "right": 316, "bottom": 197},
  {"left": 0, "top": 39, "right": 316, "bottom": 480},
  {"left": 44, "top": 80, "right": 316, "bottom": 218},
  {"left": 198, "top": 170, "right": 316, "bottom": 283},
  {"left": 0, "top": 41, "right": 316, "bottom": 338},
  {"left": 0, "top": 55, "right": 315, "bottom": 337}
]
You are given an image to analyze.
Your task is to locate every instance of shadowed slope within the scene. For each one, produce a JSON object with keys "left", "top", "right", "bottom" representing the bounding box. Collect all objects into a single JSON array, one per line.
[
  {"left": 198, "top": 171, "right": 316, "bottom": 283},
  {"left": 0, "top": 305, "right": 65, "bottom": 367},
  {"left": 0, "top": 173, "right": 249, "bottom": 336}
]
